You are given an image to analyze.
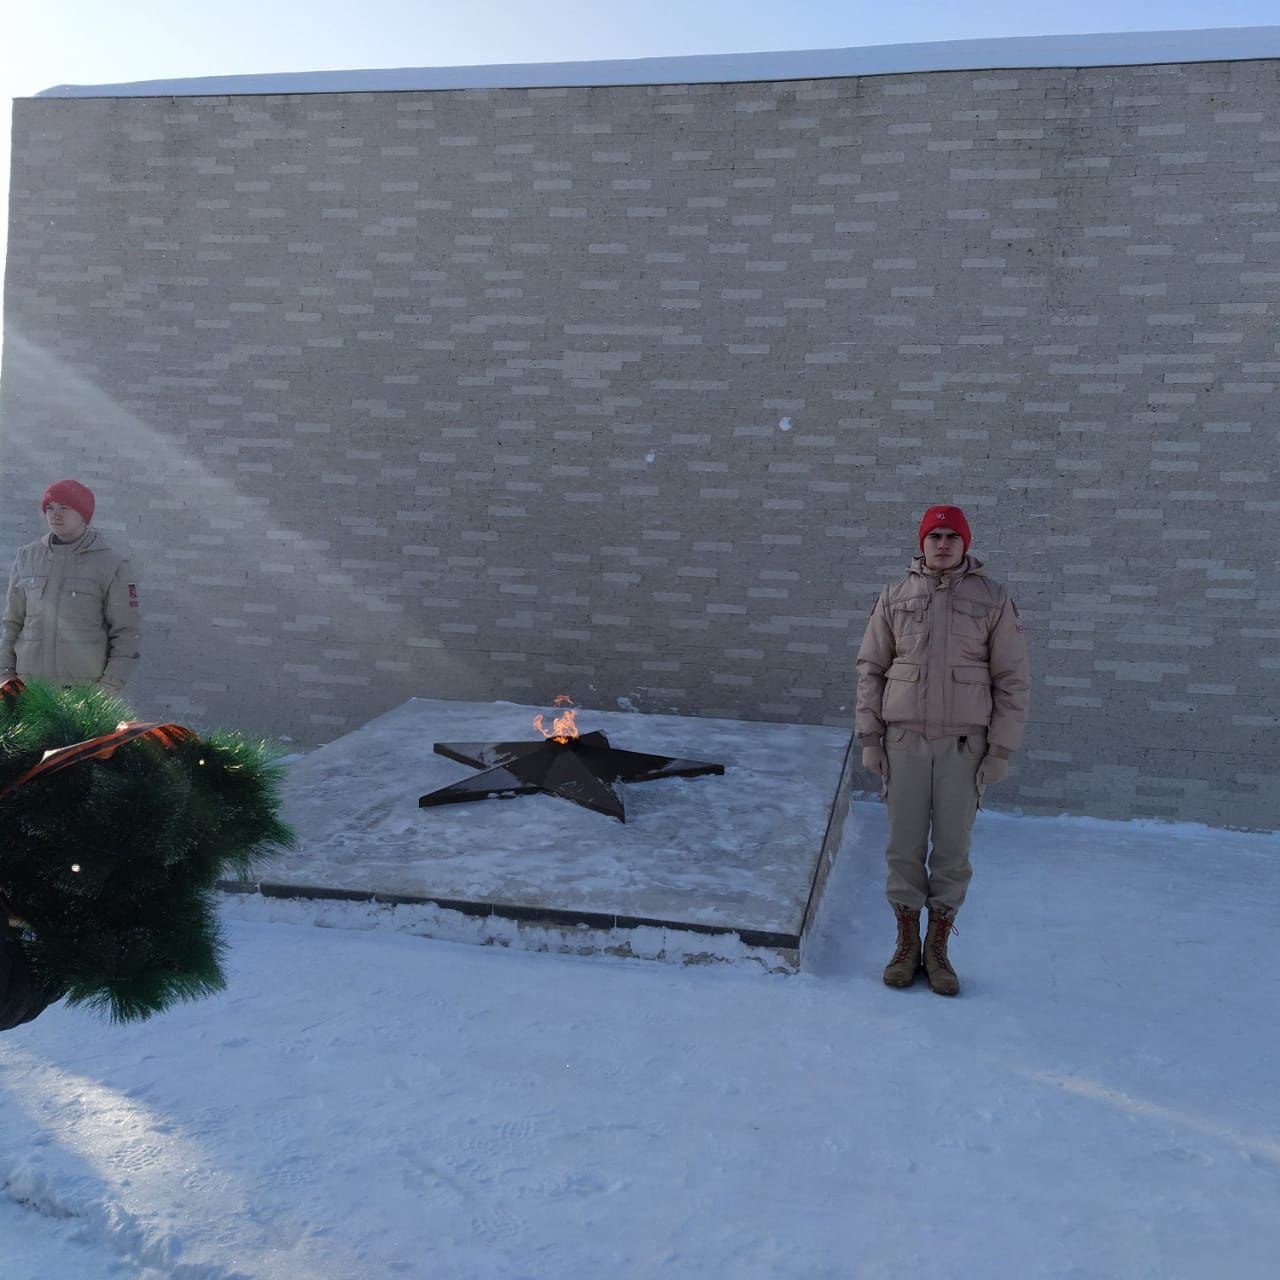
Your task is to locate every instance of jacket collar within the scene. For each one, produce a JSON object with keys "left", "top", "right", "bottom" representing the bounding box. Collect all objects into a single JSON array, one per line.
[
  {"left": 907, "top": 553, "right": 985, "bottom": 582},
  {"left": 42, "top": 529, "right": 97, "bottom": 554}
]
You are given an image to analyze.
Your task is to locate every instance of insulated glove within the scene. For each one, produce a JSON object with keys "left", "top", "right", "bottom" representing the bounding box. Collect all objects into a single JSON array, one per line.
[
  {"left": 862, "top": 743, "right": 889, "bottom": 780},
  {"left": 976, "top": 754, "right": 1009, "bottom": 786}
]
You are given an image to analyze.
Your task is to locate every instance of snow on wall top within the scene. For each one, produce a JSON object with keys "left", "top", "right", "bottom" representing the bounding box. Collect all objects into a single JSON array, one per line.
[{"left": 33, "top": 27, "right": 1280, "bottom": 99}]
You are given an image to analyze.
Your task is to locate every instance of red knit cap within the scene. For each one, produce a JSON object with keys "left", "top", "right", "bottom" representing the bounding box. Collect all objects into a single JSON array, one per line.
[
  {"left": 41, "top": 479, "right": 96, "bottom": 525},
  {"left": 918, "top": 504, "right": 971, "bottom": 554}
]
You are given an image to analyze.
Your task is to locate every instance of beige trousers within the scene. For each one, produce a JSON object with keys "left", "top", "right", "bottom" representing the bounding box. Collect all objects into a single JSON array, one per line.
[{"left": 883, "top": 726, "right": 986, "bottom": 917}]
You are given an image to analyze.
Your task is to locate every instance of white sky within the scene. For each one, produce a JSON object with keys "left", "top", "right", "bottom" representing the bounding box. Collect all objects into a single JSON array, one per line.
[
  {"left": 10, "top": 0, "right": 1280, "bottom": 97},
  {"left": 1, "top": 0, "right": 1278, "bottom": 300}
]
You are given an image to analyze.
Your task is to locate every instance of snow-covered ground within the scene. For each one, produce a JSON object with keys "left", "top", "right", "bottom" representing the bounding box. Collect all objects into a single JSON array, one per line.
[{"left": 2, "top": 801, "right": 1277, "bottom": 1279}]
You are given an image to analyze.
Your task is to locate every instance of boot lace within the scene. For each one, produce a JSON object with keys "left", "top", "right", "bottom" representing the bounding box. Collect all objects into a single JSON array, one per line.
[
  {"left": 928, "top": 915, "right": 957, "bottom": 972},
  {"left": 891, "top": 910, "right": 919, "bottom": 965}
]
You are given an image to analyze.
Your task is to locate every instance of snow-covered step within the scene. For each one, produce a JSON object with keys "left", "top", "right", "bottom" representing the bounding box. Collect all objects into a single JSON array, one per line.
[{"left": 222, "top": 697, "right": 857, "bottom": 972}]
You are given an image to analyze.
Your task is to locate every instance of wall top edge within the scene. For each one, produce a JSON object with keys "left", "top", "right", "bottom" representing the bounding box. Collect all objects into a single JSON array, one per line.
[{"left": 27, "top": 26, "right": 1280, "bottom": 101}]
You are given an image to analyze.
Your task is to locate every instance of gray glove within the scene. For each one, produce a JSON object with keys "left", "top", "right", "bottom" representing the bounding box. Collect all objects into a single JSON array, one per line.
[
  {"left": 976, "top": 754, "right": 1010, "bottom": 786},
  {"left": 862, "top": 743, "right": 889, "bottom": 780}
]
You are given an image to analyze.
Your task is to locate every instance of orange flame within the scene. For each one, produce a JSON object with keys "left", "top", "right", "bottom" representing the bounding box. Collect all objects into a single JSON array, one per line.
[{"left": 534, "top": 694, "right": 579, "bottom": 743}]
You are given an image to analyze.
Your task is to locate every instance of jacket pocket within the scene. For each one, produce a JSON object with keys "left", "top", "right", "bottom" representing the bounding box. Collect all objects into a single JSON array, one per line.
[
  {"left": 889, "top": 598, "right": 928, "bottom": 638},
  {"left": 951, "top": 595, "right": 995, "bottom": 639},
  {"left": 19, "top": 575, "right": 47, "bottom": 598},
  {"left": 60, "top": 577, "right": 105, "bottom": 628},
  {"left": 950, "top": 665, "right": 993, "bottom": 725},
  {"left": 882, "top": 661, "right": 920, "bottom": 723}
]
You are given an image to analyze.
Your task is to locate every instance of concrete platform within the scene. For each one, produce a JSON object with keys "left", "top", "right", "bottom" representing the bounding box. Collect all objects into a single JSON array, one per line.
[{"left": 225, "top": 698, "right": 856, "bottom": 971}]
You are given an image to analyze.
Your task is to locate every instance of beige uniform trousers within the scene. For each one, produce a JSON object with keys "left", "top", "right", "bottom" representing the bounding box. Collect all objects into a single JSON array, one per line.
[{"left": 883, "top": 726, "right": 986, "bottom": 917}]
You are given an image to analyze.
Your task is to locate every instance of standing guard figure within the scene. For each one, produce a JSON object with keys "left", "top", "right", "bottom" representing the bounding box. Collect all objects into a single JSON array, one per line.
[{"left": 855, "top": 505, "right": 1031, "bottom": 995}]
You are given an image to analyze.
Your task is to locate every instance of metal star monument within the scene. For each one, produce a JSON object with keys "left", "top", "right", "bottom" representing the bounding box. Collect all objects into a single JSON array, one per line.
[{"left": 418, "top": 705, "right": 724, "bottom": 823}]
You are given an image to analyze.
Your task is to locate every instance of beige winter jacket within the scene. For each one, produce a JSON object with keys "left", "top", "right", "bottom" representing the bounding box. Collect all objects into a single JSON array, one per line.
[
  {"left": 855, "top": 555, "right": 1030, "bottom": 755},
  {"left": 0, "top": 530, "right": 141, "bottom": 691}
]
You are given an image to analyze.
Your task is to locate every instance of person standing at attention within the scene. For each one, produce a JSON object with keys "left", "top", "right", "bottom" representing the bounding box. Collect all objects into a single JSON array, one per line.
[
  {"left": 0, "top": 479, "right": 141, "bottom": 694},
  {"left": 855, "top": 505, "right": 1030, "bottom": 995}
]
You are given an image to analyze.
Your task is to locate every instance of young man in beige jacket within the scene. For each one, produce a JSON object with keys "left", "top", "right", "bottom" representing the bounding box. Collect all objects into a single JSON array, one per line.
[
  {"left": 0, "top": 479, "right": 140, "bottom": 694},
  {"left": 855, "top": 505, "right": 1030, "bottom": 995}
]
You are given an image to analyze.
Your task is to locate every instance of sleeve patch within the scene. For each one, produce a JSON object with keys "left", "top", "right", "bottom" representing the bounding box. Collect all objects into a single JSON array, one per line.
[{"left": 127, "top": 583, "right": 139, "bottom": 608}]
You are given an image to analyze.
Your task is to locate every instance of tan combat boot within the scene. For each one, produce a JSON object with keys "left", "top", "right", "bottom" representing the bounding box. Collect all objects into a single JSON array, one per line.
[
  {"left": 923, "top": 910, "right": 960, "bottom": 996},
  {"left": 883, "top": 905, "right": 922, "bottom": 988}
]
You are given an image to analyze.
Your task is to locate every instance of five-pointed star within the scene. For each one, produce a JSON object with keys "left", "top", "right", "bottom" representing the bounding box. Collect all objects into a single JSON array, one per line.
[{"left": 419, "top": 730, "right": 724, "bottom": 822}]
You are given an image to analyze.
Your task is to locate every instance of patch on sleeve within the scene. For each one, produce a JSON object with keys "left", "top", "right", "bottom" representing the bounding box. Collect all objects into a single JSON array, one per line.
[{"left": 127, "top": 583, "right": 139, "bottom": 608}]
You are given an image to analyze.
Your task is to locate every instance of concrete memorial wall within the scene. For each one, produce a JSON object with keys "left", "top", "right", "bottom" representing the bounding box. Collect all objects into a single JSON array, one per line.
[{"left": 2, "top": 45, "right": 1277, "bottom": 826}]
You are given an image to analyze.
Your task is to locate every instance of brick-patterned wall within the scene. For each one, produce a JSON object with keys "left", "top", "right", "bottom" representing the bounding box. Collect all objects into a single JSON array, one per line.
[{"left": 3, "top": 60, "right": 1278, "bottom": 827}]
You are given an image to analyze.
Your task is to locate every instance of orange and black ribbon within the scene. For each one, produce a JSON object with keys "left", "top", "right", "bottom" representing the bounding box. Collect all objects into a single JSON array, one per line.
[{"left": 0, "top": 680, "right": 196, "bottom": 801}]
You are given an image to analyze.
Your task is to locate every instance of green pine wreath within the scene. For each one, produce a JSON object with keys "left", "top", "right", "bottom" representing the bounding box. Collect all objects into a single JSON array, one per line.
[{"left": 0, "top": 680, "right": 294, "bottom": 1022}]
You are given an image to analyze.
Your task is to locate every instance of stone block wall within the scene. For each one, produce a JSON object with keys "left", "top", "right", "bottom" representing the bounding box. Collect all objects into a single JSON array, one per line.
[{"left": 3, "top": 57, "right": 1278, "bottom": 825}]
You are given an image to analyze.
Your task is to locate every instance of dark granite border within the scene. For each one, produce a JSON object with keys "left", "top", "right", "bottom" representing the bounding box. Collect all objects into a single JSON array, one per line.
[
  {"left": 798, "top": 732, "right": 859, "bottom": 955},
  {"left": 219, "top": 878, "right": 801, "bottom": 952}
]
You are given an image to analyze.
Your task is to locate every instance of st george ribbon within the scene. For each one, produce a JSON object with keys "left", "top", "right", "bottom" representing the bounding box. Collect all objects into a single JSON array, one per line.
[{"left": 418, "top": 729, "right": 724, "bottom": 823}]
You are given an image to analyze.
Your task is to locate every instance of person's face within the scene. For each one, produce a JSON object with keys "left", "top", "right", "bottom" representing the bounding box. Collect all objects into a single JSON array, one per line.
[
  {"left": 45, "top": 502, "right": 87, "bottom": 540},
  {"left": 922, "top": 527, "right": 965, "bottom": 571}
]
